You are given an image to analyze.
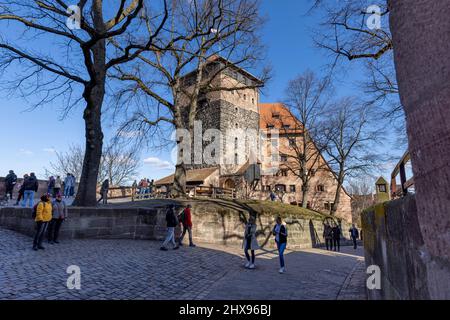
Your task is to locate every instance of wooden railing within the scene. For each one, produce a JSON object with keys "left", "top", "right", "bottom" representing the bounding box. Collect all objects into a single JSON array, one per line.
[
  {"left": 391, "top": 150, "right": 415, "bottom": 198},
  {"left": 106, "top": 185, "right": 236, "bottom": 201}
]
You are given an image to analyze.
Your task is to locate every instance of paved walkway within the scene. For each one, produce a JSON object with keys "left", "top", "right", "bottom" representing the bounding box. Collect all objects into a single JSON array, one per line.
[{"left": 0, "top": 228, "right": 366, "bottom": 300}]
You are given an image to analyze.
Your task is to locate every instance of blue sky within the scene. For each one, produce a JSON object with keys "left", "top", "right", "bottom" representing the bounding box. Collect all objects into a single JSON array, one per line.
[{"left": 0, "top": 1, "right": 399, "bottom": 182}]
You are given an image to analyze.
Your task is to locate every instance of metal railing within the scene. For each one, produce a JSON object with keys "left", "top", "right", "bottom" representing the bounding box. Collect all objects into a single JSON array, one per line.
[{"left": 391, "top": 150, "right": 415, "bottom": 198}]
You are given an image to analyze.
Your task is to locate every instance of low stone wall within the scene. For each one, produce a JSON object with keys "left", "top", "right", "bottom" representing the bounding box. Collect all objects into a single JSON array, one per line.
[
  {"left": 0, "top": 199, "right": 352, "bottom": 249},
  {"left": 362, "top": 195, "right": 449, "bottom": 300}
]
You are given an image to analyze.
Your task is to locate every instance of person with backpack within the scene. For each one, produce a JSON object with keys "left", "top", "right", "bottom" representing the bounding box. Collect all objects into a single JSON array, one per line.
[
  {"left": 32, "top": 194, "right": 52, "bottom": 251},
  {"left": 47, "top": 194, "right": 68, "bottom": 244},
  {"left": 178, "top": 204, "right": 196, "bottom": 247},
  {"left": 160, "top": 204, "right": 180, "bottom": 251},
  {"left": 273, "top": 216, "right": 288, "bottom": 274},
  {"left": 349, "top": 224, "right": 360, "bottom": 250},
  {"left": 97, "top": 179, "right": 109, "bottom": 205},
  {"left": 4, "top": 170, "right": 17, "bottom": 200},
  {"left": 323, "top": 222, "right": 333, "bottom": 251},
  {"left": 243, "top": 215, "right": 259, "bottom": 269},
  {"left": 22, "top": 173, "right": 39, "bottom": 208},
  {"left": 332, "top": 223, "right": 341, "bottom": 252}
]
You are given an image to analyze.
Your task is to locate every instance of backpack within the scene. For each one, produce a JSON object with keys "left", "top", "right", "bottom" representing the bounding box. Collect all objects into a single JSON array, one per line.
[{"left": 31, "top": 203, "right": 39, "bottom": 219}]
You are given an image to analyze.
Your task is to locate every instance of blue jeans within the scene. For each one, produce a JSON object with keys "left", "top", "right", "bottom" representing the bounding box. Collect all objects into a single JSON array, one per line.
[
  {"left": 276, "top": 241, "right": 286, "bottom": 268},
  {"left": 64, "top": 185, "right": 71, "bottom": 197},
  {"left": 22, "top": 190, "right": 34, "bottom": 207}
]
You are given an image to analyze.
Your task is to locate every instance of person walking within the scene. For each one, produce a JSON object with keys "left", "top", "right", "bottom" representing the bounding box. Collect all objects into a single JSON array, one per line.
[
  {"left": 243, "top": 216, "right": 259, "bottom": 269},
  {"left": 64, "top": 173, "right": 72, "bottom": 198},
  {"left": 178, "top": 204, "right": 196, "bottom": 247},
  {"left": 349, "top": 224, "right": 360, "bottom": 250},
  {"left": 273, "top": 216, "right": 288, "bottom": 274},
  {"left": 15, "top": 174, "right": 28, "bottom": 205},
  {"left": 47, "top": 194, "right": 68, "bottom": 244},
  {"left": 22, "top": 173, "right": 39, "bottom": 208},
  {"left": 4, "top": 170, "right": 17, "bottom": 200},
  {"left": 32, "top": 194, "right": 52, "bottom": 251},
  {"left": 160, "top": 205, "right": 180, "bottom": 251},
  {"left": 53, "top": 176, "right": 62, "bottom": 198},
  {"left": 323, "top": 222, "right": 333, "bottom": 251},
  {"left": 270, "top": 191, "right": 276, "bottom": 202},
  {"left": 97, "top": 179, "right": 109, "bottom": 205},
  {"left": 332, "top": 223, "right": 341, "bottom": 252}
]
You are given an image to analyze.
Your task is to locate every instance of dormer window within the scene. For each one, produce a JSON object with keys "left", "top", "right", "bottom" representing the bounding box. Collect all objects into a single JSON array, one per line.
[
  {"left": 267, "top": 124, "right": 275, "bottom": 129},
  {"left": 283, "top": 124, "right": 290, "bottom": 129},
  {"left": 272, "top": 113, "right": 280, "bottom": 119}
]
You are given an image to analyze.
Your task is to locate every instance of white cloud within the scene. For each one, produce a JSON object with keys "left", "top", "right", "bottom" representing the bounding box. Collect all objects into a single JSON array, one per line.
[
  {"left": 43, "top": 148, "right": 56, "bottom": 153},
  {"left": 19, "top": 149, "right": 33, "bottom": 156},
  {"left": 143, "top": 157, "right": 173, "bottom": 170}
]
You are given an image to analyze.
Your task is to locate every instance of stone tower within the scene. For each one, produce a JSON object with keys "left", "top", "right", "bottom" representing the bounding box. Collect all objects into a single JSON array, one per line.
[{"left": 182, "top": 56, "right": 262, "bottom": 175}]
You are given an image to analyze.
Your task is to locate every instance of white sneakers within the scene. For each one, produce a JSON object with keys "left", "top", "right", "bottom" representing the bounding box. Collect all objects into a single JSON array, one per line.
[
  {"left": 248, "top": 264, "right": 255, "bottom": 269},
  {"left": 244, "top": 261, "right": 251, "bottom": 268},
  {"left": 279, "top": 267, "right": 286, "bottom": 274},
  {"left": 244, "top": 261, "right": 256, "bottom": 269}
]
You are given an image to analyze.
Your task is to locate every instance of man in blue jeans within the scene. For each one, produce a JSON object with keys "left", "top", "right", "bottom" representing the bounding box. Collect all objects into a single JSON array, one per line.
[
  {"left": 21, "top": 173, "right": 39, "bottom": 208},
  {"left": 273, "top": 216, "right": 288, "bottom": 274}
]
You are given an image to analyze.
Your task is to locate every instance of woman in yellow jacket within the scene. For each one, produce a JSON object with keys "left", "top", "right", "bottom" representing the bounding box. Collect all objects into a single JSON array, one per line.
[{"left": 33, "top": 194, "right": 52, "bottom": 251}]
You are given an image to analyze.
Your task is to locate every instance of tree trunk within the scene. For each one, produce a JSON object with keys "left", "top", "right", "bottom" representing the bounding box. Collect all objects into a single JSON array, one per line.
[
  {"left": 331, "top": 173, "right": 344, "bottom": 216},
  {"left": 389, "top": 0, "right": 450, "bottom": 299},
  {"left": 73, "top": 0, "right": 106, "bottom": 207},
  {"left": 171, "top": 107, "right": 187, "bottom": 198},
  {"left": 301, "top": 182, "right": 309, "bottom": 208}
]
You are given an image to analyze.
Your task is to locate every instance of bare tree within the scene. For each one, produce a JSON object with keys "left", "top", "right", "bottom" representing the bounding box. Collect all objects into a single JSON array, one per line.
[
  {"left": 323, "top": 97, "right": 380, "bottom": 215},
  {"left": 311, "top": 0, "right": 405, "bottom": 139},
  {"left": 46, "top": 140, "right": 140, "bottom": 186},
  {"left": 112, "top": 0, "right": 269, "bottom": 197},
  {"left": 0, "top": 0, "right": 169, "bottom": 206},
  {"left": 274, "top": 71, "right": 331, "bottom": 208}
]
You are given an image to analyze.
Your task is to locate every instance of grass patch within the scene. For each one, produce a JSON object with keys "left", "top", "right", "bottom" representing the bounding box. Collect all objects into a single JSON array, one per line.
[{"left": 238, "top": 200, "right": 331, "bottom": 220}]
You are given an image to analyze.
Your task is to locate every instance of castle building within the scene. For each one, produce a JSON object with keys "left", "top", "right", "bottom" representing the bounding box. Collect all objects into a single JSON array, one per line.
[{"left": 155, "top": 56, "right": 352, "bottom": 223}]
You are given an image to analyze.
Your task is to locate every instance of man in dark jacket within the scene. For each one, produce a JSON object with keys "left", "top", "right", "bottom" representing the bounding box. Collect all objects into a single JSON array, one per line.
[
  {"left": 4, "top": 170, "right": 17, "bottom": 200},
  {"left": 332, "top": 224, "right": 341, "bottom": 252},
  {"left": 21, "top": 173, "right": 39, "bottom": 208},
  {"left": 349, "top": 224, "right": 360, "bottom": 249},
  {"left": 160, "top": 205, "right": 180, "bottom": 251},
  {"left": 97, "top": 179, "right": 109, "bottom": 205},
  {"left": 323, "top": 222, "right": 333, "bottom": 251}
]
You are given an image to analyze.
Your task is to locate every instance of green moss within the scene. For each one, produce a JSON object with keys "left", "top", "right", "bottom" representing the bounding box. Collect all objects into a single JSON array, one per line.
[{"left": 237, "top": 200, "right": 330, "bottom": 220}]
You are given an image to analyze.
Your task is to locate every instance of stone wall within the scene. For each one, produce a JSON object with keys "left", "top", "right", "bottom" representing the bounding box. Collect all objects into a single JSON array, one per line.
[
  {"left": 0, "top": 199, "right": 352, "bottom": 249},
  {"left": 362, "top": 195, "right": 450, "bottom": 299}
]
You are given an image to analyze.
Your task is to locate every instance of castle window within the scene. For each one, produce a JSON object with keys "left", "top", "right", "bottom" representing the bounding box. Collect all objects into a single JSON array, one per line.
[
  {"left": 235, "top": 123, "right": 239, "bottom": 128},
  {"left": 378, "top": 184, "right": 387, "bottom": 193},
  {"left": 234, "top": 137, "right": 238, "bottom": 150},
  {"left": 279, "top": 169, "right": 288, "bottom": 177},
  {"left": 244, "top": 94, "right": 247, "bottom": 101},
  {"left": 252, "top": 98, "right": 255, "bottom": 104},
  {"left": 267, "top": 124, "right": 275, "bottom": 129},
  {"left": 289, "top": 185, "right": 296, "bottom": 193},
  {"left": 272, "top": 112, "right": 280, "bottom": 119},
  {"left": 280, "top": 155, "right": 287, "bottom": 162},
  {"left": 317, "top": 184, "right": 325, "bottom": 192},
  {"left": 235, "top": 107, "right": 238, "bottom": 112},
  {"left": 275, "top": 184, "right": 286, "bottom": 192},
  {"left": 234, "top": 153, "right": 238, "bottom": 165}
]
